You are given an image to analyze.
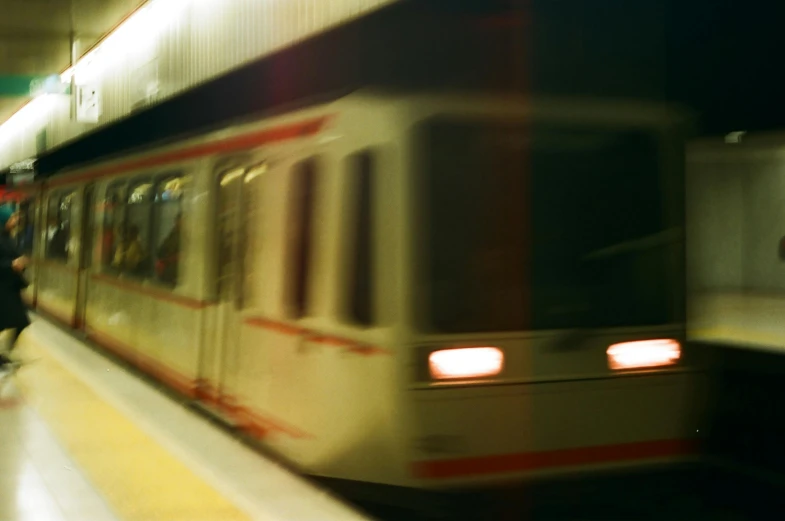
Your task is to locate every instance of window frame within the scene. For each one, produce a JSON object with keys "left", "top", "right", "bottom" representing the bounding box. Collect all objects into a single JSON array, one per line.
[
  {"left": 98, "top": 171, "right": 188, "bottom": 289},
  {"left": 44, "top": 189, "right": 76, "bottom": 262},
  {"left": 100, "top": 181, "right": 127, "bottom": 272},
  {"left": 115, "top": 177, "right": 153, "bottom": 279}
]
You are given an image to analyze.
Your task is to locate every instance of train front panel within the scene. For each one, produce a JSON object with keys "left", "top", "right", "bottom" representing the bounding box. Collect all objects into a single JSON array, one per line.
[{"left": 401, "top": 104, "right": 702, "bottom": 488}]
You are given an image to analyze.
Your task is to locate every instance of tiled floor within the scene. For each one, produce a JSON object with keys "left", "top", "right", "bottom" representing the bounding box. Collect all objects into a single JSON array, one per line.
[{"left": 0, "top": 317, "right": 371, "bottom": 521}]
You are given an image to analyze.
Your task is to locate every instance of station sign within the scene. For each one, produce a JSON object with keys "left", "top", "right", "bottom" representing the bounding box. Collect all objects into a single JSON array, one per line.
[{"left": 76, "top": 84, "right": 101, "bottom": 123}]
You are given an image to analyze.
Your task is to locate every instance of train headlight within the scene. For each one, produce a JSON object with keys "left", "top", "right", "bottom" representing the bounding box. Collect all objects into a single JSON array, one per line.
[
  {"left": 606, "top": 339, "right": 681, "bottom": 370},
  {"left": 428, "top": 347, "right": 504, "bottom": 380}
]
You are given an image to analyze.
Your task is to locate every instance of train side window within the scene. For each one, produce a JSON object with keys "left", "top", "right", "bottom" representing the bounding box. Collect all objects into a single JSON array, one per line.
[
  {"left": 17, "top": 198, "right": 35, "bottom": 255},
  {"left": 45, "top": 191, "right": 74, "bottom": 261},
  {"left": 287, "top": 157, "right": 319, "bottom": 319},
  {"left": 152, "top": 174, "right": 189, "bottom": 287},
  {"left": 82, "top": 184, "right": 96, "bottom": 269},
  {"left": 347, "top": 151, "right": 375, "bottom": 326},
  {"left": 101, "top": 183, "right": 125, "bottom": 270},
  {"left": 119, "top": 179, "right": 154, "bottom": 277},
  {"left": 45, "top": 195, "right": 58, "bottom": 259}
]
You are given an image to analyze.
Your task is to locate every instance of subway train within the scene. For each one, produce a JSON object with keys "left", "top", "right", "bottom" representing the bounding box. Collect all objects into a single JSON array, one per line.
[{"left": 10, "top": 90, "right": 702, "bottom": 494}]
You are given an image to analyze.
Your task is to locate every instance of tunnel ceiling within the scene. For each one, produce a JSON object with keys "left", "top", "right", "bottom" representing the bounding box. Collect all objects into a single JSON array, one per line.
[{"left": 0, "top": 0, "right": 145, "bottom": 124}]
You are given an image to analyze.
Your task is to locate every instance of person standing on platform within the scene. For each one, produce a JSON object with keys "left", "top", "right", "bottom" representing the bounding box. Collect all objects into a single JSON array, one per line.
[{"left": 0, "top": 205, "right": 30, "bottom": 370}]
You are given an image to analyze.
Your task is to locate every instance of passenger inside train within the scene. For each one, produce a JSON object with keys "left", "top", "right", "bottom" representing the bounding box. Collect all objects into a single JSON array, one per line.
[{"left": 112, "top": 224, "right": 146, "bottom": 274}]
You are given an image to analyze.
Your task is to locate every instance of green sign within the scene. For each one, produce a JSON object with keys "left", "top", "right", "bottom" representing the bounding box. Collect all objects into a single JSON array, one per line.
[{"left": 0, "top": 75, "right": 70, "bottom": 97}]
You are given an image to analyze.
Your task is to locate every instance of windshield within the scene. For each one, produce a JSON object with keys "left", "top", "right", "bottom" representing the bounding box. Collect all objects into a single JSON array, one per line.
[{"left": 416, "top": 117, "right": 678, "bottom": 333}]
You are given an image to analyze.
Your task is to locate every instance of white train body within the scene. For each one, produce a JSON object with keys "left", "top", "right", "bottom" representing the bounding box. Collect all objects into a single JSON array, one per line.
[{"left": 16, "top": 91, "right": 701, "bottom": 489}]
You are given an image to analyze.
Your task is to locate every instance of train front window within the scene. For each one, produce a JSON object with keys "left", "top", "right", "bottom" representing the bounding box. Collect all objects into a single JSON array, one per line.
[{"left": 418, "top": 118, "right": 675, "bottom": 333}]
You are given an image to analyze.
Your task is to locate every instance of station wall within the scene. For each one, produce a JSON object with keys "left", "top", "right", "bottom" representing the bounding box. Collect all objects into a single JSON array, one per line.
[
  {"left": 688, "top": 146, "right": 785, "bottom": 294},
  {"left": 0, "top": 0, "right": 395, "bottom": 168}
]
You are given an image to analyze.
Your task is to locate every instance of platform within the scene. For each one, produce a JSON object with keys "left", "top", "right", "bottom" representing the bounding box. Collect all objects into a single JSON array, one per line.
[
  {"left": 0, "top": 316, "right": 371, "bottom": 521},
  {"left": 689, "top": 291, "right": 785, "bottom": 352}
]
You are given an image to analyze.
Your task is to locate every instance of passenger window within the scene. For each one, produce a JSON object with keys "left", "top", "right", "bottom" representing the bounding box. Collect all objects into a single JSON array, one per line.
[
  {"left": 17, "top": 198, "right": 36, "bottom": 255},
  {"left": 101, "top": 183, "right": 125, "bottom": 269},
  {"left": 45, "top": 196, "right": 58, "bottom": 259},
  {"left": 46, "top": 191, "right": 75, "bottom": 261},
  {"left": 117, "top": 180, "right": 154, "bottom": 277},
  {"left": 287, "top": 158, "right": 318, "bottom": 319},
  {"left": 152, "top": 174, "right": 188, "bottom": 286},
  {"left": 348, "top": 151, "right": 375, "bottom": 326},
  {"left": 82, "top": 185, "right": 96, "bottom": 269}
]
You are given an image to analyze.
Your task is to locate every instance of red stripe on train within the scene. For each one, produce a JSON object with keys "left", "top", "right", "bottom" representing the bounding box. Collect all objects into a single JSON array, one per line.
[
  {"left": 243, "top": 316, "right": 391, "bottom": 355},
  {"left": 412, "top": 439, "right": 697, "bottom": 479},
  {"left": 90, "top": 273, "right": 209, "bottom": 310},
  {"left": 85, "top": 327, "right": 314, "bottom": 439},
  {"left": 49, "top": 116, "right": 331, "bottom": 187}
]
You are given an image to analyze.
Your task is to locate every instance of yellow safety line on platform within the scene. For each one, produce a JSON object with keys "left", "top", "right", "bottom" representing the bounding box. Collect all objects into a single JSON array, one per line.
[{"left": 15, "top": 335, "right": 256, "bottom": 521}]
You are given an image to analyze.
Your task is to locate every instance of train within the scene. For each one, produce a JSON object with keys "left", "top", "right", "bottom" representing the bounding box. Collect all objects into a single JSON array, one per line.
[{"left": 9, "top": 90, "right": 703, "bottom": 496}]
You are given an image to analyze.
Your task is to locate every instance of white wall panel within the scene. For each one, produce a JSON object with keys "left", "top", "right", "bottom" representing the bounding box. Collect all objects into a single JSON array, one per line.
[
  {"left": 687, "top": 146, "right": 785, "bottom": 294},
  {"left": 686, "top": 158, "right": 745, "bottom": 292},
  {"left": 0, "top": 0, "right": 397, "bottom": 168},
  {"left": 741, "top": 156, "right": 785, "bottom": 292}
]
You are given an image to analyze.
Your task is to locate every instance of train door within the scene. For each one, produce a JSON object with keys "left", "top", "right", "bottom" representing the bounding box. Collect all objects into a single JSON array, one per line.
[
  {"left": 200, "top": 160, "right": 265, "bottom": 418},
  {"left": 75, "top": 183, "right": 95, "bottom": 329}
]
